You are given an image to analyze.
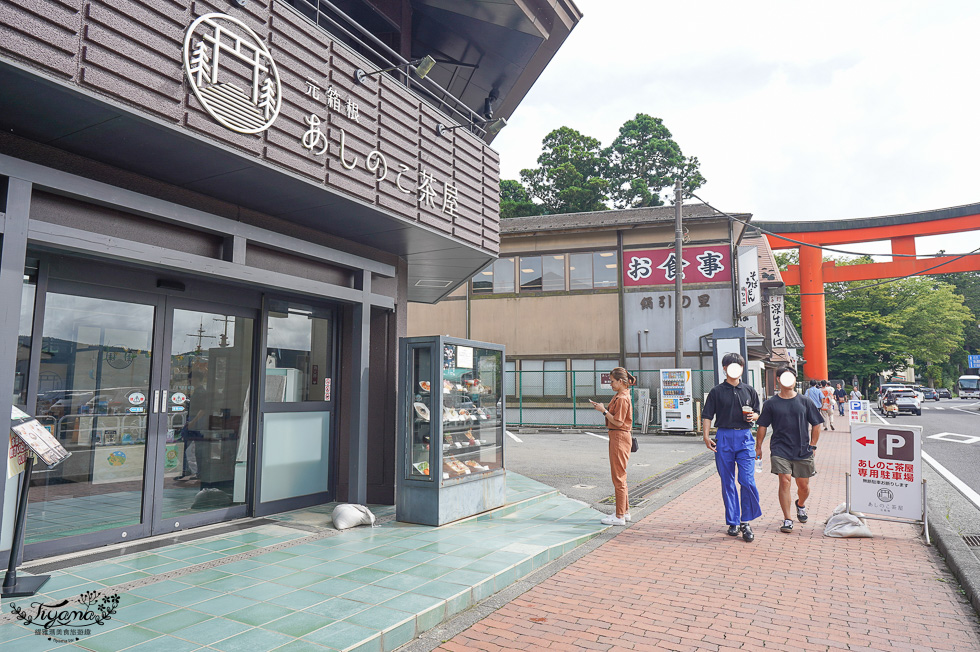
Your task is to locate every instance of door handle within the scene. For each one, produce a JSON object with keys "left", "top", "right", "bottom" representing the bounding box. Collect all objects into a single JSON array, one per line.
[
  {"left": 161, "top": 391, "right": 168, "bottom": 411},
  {"left": 153, "top": 390, "right": 160, "bottom": 414}
]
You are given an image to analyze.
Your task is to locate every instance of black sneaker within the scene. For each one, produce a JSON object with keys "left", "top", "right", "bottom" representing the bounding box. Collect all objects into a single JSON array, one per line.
[
  {"left": 727, "top": 525, "right": 740, "bottom": 537},
  {"left": 780, "top": 519, "right": 794, "bottom": 533},
  {"left": 740, "top": 523, "right": 754, "bottom": 542},
  {"left": 796, "top": 500, "right": 808, "bottom": 523}
]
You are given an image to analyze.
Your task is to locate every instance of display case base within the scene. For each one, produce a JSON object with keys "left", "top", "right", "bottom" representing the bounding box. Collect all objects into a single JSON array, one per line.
[{"left": 397, "top": 471, "right": 506, "bottom": 526}]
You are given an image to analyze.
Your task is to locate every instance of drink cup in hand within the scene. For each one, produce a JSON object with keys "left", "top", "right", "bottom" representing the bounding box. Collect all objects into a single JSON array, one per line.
[{"left": 742, "top": 405, "right": 753, "bottom": 419}]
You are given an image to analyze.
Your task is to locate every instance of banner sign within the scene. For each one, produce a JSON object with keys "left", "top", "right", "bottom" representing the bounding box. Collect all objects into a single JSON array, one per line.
[
  {"left": 850, "top": 424, "right": 921, "bottom": 519},
  {"left": 848, "top": 400, "right": 870, "bottom": 423},
  {"left": 623, "top": 245, "right": 731, "bottom": 287},
  {"left": 10, "top": 406, "right": 71, "bottom": 468},
  {"left": 769, "top": 295, "right": 786, "bottom": 348},
  {"left": 737, "top": 246, "right": 762, "bottom": 315}
]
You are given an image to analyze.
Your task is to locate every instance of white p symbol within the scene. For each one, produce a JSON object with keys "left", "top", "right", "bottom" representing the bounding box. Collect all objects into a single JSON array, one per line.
[{"left": 886, "top": 434, "right": 905, "bottom": 456}]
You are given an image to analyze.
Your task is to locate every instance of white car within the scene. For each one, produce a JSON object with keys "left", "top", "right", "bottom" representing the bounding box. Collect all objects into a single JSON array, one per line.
[
  {"left": 881, "top": 388, "right": 921, "bottom": 416},
  {"left": 876, "top": 384, "right": 908, "bottom": 410}
]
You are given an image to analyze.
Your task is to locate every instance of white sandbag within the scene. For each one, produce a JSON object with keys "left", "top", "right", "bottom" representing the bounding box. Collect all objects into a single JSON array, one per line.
[
  {"left": 332, "top": 503, "right": 376, "bottom": 530},
  {"left": 824, "top": 512, "right": 873, "bottom": 538},
  {"left": 825, "top": 502, "right": 865, "bottom": 523}
]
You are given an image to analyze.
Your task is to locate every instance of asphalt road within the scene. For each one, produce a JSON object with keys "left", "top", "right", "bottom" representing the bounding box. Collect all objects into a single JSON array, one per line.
[
  {"left": 503, "top": 430, "right": 708, "bottom": 512},
  {"left": 871, "top": 398, "right": 980, "bottom": 493}
]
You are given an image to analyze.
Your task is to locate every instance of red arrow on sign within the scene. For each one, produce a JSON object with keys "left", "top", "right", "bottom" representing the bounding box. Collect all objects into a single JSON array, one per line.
[{"left": 856, "top": 437, "right": 875, "bottom": 446}]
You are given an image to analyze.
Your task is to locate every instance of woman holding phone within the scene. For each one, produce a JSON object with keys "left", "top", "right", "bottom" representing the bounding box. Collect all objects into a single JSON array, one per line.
[{"left": 590, "top": 367, "right": 636, "bottom": 526}]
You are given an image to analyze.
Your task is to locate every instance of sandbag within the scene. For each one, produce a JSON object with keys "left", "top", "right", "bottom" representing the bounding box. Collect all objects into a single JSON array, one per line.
[
  {"left": 824, "top": 512, "right": 873, "bottom": 538},
  {"left": 332, "top": 503, "right": 376, "bottom": 530}
]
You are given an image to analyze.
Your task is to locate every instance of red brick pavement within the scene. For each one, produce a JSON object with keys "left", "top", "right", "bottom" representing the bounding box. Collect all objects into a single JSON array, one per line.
[{"left": 440, "top": 420, "right": 980, "bottom": 651}]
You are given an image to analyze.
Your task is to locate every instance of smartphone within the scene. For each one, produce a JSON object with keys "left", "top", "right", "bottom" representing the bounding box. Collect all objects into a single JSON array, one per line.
[{"left": 588, "top": 399, "right": 597, "bottom": 405}]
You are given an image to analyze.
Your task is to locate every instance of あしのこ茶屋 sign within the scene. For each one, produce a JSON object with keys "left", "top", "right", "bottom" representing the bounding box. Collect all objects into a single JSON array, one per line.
[{"left": 850, "top": 424, "right": 922, "bottom": 520}]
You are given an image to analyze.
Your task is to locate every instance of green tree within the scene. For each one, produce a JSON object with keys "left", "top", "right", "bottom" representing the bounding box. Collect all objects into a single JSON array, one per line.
[
  {"left": 604, "top": 113, "right": 706, "bottom": 208},
  {"left": 520, "top": 127, "right": 609, "bottom": 214},
  {"left": 499, "top": 179, "right": 539, "bottom": 218}
]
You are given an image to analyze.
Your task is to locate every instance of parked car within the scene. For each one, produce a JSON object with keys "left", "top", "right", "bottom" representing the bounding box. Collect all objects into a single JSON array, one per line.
[
  {"left": 921, "top": 387, "right": 939, "bottom": 401},
  {"left": 937, "top": 387, "right": 952, "bottom": 399}
]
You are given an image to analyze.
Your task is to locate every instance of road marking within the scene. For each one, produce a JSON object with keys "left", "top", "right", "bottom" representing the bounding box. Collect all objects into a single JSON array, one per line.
[
  {"left": 583, "top": 431, "right": 609, "bottom": 441},
  {"left": 505, "top": 430, "right": 522, "bottom": 443},
  {"left": 933, "top": 406, "right": 944, "bottom": 410},
  {"left": 927, "top": 432, "right": 980, "bottom": 444},
  {"left": 871, "top": 410, "right": 887, "bottom": 424},
  {"left": 923, "top": 451, "right": 980, "bottom": 511},
  {"left": 952, "top": 407, "right": 980, "bottom": 416}
]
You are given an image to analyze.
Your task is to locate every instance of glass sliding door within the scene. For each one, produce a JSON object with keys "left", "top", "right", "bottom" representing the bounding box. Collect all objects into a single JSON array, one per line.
[
  {"left": 29, "top": 293, "right": 156, "bottom": 545},
  {"left": 155, "top": 307, "right": 254, "bottom": 527}
]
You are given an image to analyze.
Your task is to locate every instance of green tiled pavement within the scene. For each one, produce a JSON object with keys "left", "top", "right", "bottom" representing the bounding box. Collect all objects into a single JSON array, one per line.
[{"left": 0, "top": 473, "right": 606, "bottom": 651}]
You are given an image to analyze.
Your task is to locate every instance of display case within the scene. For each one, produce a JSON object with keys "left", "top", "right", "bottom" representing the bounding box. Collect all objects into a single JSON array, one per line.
[{"left": 396, "top": 336, "right": 506, "bottom": 525}]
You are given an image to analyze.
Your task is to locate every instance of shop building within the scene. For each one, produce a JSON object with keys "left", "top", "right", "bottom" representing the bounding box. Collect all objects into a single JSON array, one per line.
[
  {"left": 409, "top": 205, "right": 795, "bottom": 421},
  {"left": 0, "top": 0, "right": 581, "bottom": 561}
]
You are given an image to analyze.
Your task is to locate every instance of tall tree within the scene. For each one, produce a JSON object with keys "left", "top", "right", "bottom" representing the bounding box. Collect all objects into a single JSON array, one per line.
[
  {"left": 604, "top": 114, "right": 705, "bottom": 209},
  {"left": 520, "top": 127, "right": 609, "bottom": 214},
  {"left": 499, "top": 179, "right": 539, "bottom": 219}
]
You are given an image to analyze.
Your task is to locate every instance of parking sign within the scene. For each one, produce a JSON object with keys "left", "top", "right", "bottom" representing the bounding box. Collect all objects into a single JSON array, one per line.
[
  {"left": 850, "top": 424, "right": 921, "bottom": 519},
  {"left": 848, "top": 400, "right": 870, "bottom": 423}
]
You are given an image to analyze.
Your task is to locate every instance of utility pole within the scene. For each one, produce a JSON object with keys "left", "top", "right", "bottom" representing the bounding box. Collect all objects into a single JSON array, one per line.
[{"left": 674, "top": 179, "right": 683, "bottom": 367}]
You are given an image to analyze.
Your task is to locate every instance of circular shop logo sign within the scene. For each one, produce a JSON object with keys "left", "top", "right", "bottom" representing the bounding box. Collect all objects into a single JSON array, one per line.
[
  {"left": 127, "top": 391, "right": 146, "bottom": 406},
  {"left": 877, "top": 488, "right": 894, "bottom": 502},
  {"left": 171, "top": 392, "right": 188, "bottom": 405},
  {"left": 183, "top": 13, "right": 282, "bottom": 134}
]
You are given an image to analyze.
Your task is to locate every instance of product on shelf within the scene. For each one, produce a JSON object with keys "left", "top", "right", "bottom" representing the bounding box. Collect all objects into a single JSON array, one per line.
[
  {"left": 419, "top": 381, "right": 431, "bottom": 392},
  {"left": 413, "top": 403, "right": 430, "bottom": 421},
  {"left": 464, "top": 429, "right": 476, "bottom": 445},
  {"left": 464, "top": 460, "right": 488, "bottom": 471},
  {"left": 443, "top": 458, "right": 470, "bottom": 475},
  {"left": 412, "top": 461, "right": 430, "bottom": 475}
]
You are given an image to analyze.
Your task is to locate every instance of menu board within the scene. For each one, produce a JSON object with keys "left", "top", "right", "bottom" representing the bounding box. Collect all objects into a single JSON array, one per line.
[{"left": 10, "top": 406, "right": 71, "bottom": 468}]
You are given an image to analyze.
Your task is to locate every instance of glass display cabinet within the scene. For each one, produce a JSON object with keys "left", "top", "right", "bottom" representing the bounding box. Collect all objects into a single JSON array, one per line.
[{"left": 396, "top": 336, "right": 506, "bottom": 525}]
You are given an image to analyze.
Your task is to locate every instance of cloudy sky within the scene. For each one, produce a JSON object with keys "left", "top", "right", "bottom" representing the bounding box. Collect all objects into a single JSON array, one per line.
[{"left": 492, "top": 0, "right": 980, "bottom": 257}]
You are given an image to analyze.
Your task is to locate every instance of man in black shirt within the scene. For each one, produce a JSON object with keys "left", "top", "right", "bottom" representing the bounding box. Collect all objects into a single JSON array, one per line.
[
  {"left": 755, "top": 366, "right": 823, "bottom": 533},
  {"left": 702, "top": 353, "right": 762, "bottom": 542}
]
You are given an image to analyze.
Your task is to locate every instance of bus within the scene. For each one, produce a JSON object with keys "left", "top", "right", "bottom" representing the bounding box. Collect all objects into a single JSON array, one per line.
[{"left": 957, "top": 375, "right": 980, "bottom": 399}]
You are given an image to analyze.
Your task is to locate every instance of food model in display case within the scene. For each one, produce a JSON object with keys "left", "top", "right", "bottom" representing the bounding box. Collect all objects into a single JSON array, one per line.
[{"left": 396, "top": 336, "right": 506, "bottom": 526}]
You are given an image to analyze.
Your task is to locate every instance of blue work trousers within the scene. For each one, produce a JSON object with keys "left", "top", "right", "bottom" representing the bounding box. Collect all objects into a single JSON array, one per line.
[{"left": 714, "top": 428, "right": 762, "bottom": 526}]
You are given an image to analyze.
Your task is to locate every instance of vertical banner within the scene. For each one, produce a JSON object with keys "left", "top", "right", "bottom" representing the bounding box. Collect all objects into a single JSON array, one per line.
[
  {"left": 737, "top": 246, "right": 761, "bottom": 315},
  {"left": 769, "top": 295, "right": 786, "bottom": 348}
]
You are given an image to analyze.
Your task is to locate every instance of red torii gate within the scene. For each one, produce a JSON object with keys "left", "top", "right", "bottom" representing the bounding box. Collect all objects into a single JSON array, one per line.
[{"left": 756, "top": 203, "right": 980, "bottom": 380}]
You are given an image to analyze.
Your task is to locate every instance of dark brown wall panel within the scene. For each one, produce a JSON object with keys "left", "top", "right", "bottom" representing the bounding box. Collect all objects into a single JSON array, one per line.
[{"left": 1, "top": 0, "right": 501, "bottom": 255}]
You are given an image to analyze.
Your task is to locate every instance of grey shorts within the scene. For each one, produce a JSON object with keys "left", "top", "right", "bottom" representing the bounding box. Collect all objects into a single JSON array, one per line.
[{"left": 770, "top": 455, "right": 817, "bottom": 478}]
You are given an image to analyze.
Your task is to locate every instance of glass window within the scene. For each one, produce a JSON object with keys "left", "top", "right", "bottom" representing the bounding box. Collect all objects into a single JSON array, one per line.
[
  {"left": 493, "top": 258, "right": 515, "bottom": 293},
  {"left": 472, "top": 264, "right": 493, "bottom": 294},
  {"left": 572, "top": 359, "right": 594, "bottom": 398},
  {"left": 544, "top": 360, "right": 566, "bottom": 395},
  {"left": 408, "top": 346, "right": 434, "bottom": 480},
  {"left": 519, "top": 256, "right": 542, "bottom": 292},
  {"left": 13, "top": 261, "right": 38, "bottom": 406},
  {"left": 265, "top": 301, "right": 333, "bottom": 403},
  {"left": 569, "top": 253, "right": 593, "bottom": 290},
  {"left": 521, "top": 359, "right": 543, "bottom": 397},
  {"left": 542, "top": 255, "right": 565, "bottom": 291},
  {"left": 441, "top": 345, "right": 504, "bottom": 481},
  {"left": 594, "top": 252, "right": 618, "bottom": 288},
  {"left": 505, "top": 361, "right": 516, "bottom": 396}
]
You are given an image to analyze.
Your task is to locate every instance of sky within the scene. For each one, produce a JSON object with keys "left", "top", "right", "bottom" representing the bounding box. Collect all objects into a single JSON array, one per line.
[{"left": 492, "top": 0, "right": 980, "bottom": 258}]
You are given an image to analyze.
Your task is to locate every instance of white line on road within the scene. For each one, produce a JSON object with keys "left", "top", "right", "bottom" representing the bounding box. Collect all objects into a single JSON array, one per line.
[
  {"left": 923, "top": 451, "right": 980, "bottom": 511},
  {"left": 583, "top": 431, "right": 609, "bottom": 441},
  {"left": 952, "top": 408, "right": 980, "bottom": 416},
  {"left": 505, "top": 431, "right": 523, "bottom": 443}
]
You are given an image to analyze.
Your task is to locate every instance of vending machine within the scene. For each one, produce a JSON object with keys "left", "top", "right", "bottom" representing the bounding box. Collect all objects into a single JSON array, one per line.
[{"left": 660, "top": 368, "right": 694, "bottom": 431}]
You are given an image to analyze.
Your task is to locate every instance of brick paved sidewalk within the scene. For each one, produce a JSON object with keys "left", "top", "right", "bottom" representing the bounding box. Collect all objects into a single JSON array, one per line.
[{"left": 439, "top": 419, "right": 980, "bottom": 651}]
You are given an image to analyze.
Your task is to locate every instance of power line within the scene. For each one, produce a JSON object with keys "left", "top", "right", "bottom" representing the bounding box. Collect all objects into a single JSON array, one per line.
[{"left": 688, "top": 192, "right": 980, "bottom": 259}]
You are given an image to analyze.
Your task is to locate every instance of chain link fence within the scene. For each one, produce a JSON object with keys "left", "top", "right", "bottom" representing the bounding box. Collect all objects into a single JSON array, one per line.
[{"left": 504, "top": 369, "right": 736, "bottom": 430}]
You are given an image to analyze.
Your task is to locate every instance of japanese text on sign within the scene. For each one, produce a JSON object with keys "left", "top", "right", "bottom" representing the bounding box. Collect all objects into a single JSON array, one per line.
[
  {"left": 850, "top": 424, "right": 922, "bottom": 520},
  {"left": 623, "top": 246, "right": 731, "bottom": 286}
]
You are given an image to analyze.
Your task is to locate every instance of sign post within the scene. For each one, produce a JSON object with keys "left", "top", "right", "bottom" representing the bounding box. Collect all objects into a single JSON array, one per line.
[
  {"left": 847, "top": 423, "right": 928, "bottom": 544},
  {"left": 2, "top": 407, "right": 72, "bottom": 598}
]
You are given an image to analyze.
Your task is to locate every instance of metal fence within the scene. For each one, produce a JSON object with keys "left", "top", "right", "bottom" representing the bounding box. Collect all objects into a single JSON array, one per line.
[{"left": 504, "top": 369, "right": 743, "bottom": 430}]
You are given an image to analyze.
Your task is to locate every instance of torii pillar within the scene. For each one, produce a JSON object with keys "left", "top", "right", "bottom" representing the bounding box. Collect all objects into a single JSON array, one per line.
[{"left": 798, "top": 245, "right": 828, "bottom": 380}]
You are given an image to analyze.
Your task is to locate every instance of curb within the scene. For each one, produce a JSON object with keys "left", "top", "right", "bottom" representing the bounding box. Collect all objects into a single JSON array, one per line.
[{"left": 928, "top": 495, "right": 980, "bottom": 617}]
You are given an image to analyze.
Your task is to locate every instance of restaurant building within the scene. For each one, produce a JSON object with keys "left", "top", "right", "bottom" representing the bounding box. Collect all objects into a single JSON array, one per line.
[
  {"left": 0, "top": 0, "right": 580, "bottom": 561},
  {"left": 408, "top": 205, "right": 795, "bottom": 424}
]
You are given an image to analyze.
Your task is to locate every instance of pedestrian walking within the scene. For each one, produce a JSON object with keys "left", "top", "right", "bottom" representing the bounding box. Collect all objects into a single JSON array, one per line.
[
  {"left": 834, "top": 382, "right": 847, "bottom": 416},
  {"left": 590, "top": 367, "right": 636, "bottom": 526},
  {"left": 819, "top": 380, "right": 835, "bottom": 430},
  {"left": 755, "top": 366, "right": 822, "bottom": 533},
  {"left": 805, "top": 380, "right": 823, "bottom": 411},
  {"left": 850, "top": 386, "right": 862, "bottom": 401},
  {"left": 702, "top": 353, "right": 762, "bottom": 542}
]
